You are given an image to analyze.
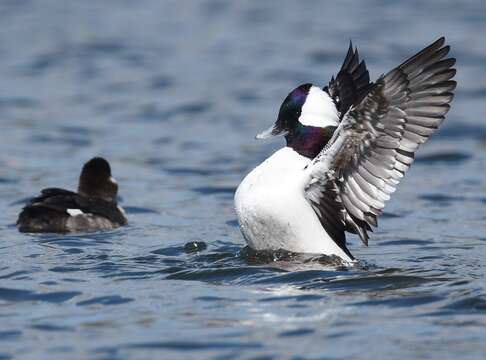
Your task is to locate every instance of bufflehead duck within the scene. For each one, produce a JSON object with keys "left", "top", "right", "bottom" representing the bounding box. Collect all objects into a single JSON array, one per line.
[
  {"left": 235, "top": 37, "right": 456, "bottom": 262},
  {"left": 17, "top": 157, "right": 127, "bottom": 233}
]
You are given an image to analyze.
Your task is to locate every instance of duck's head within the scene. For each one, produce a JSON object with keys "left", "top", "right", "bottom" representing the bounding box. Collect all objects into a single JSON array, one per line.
[
  {"left": 78, "top": 157, "right": 118, "bottom": 201},
  {"left": 256, "top": 83, "right": 339, "bottom": 158}
]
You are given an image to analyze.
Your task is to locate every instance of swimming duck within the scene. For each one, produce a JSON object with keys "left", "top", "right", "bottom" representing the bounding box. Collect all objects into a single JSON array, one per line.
[
  {"left": 17, "top": 157, "right": 127, "bottom": 233},
  {"left": 235, "top": 37, "right": 456, "bottom": 262}
]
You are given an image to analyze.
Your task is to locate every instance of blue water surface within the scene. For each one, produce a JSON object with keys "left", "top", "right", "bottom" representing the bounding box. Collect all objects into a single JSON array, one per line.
[{"left": 1, "top": 1, "right": 486, "bottom": 359}]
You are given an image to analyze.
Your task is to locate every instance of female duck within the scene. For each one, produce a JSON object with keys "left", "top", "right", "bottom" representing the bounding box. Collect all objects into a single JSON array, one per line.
[{"left": 17, "top": 157, "right": 127, "bottom": 233}]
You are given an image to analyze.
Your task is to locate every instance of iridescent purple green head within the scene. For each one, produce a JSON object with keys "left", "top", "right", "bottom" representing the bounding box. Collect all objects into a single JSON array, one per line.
[{"left": 256, "top": 83, "right": 340, "bottom": 158}]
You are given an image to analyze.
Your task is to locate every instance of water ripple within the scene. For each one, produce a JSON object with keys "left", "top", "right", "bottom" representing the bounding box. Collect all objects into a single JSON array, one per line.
[
  {"left": 1, "top": 1, "right": 485, "bottom": 359},
  {"left": 0, "top": 288, "right": 81, "bottom": 303}
]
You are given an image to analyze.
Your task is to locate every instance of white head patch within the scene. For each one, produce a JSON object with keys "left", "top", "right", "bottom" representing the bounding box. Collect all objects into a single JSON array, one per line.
[
  {"left": 67, "top": 209, "right": 84, "bottom": 216},
  {"left": 299, "top": 86, "right": 339, "bottom": 128}
]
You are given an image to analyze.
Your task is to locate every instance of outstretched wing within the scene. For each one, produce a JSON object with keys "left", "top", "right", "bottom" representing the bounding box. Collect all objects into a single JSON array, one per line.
[
  {"left": 324, "top": 41, "right": 372, "bottom": 119},
  {"left": 305, "top": 37, "right": 456, "bottom": 247}
]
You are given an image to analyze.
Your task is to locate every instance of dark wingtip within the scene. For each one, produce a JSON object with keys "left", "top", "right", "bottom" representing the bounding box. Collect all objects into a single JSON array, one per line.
[
  {"left": 398, "top": 36, "right": 453, "bottom": 72},
  {"left": 430, "top": 36, "right": 446, "bottom": 50},
  {"left": 342, "top": 39, "right": 355, "bottom": 68},
  {"left": 449, "top": 80, "right": 458, "bottom": 91},
  {"left": 359, "top": 228, "right": 369, "bottom": 246}
]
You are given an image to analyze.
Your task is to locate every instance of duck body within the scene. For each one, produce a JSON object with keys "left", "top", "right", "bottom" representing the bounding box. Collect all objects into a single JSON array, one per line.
[
  {"left": 17, "top": 157, "right": 127, "bottom": 234},
  {"left": 17, "top": 188, "right": 127, "bottom": 233},
  {"left": 235, "top": 147, "right": 354, "bottom": 261},
  {"left": 234, "top": 38, "right": 456, "bottom": 262}
]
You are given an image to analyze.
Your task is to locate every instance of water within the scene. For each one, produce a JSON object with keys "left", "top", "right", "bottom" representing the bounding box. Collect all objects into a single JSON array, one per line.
[{"left": 1, "top": 0, "right": 486, "bottom": 359}]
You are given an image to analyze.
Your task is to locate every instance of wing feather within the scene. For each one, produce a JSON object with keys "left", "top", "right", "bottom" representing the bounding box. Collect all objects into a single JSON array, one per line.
[
  {"left": 22, "top": 189, "right": 127, "bottom": 225},
  {"left": 325, "top": 41, "right": 372, "bottom": 118},
  {"left": 305, "top": 37, "right": 456, "bottom": 246}
]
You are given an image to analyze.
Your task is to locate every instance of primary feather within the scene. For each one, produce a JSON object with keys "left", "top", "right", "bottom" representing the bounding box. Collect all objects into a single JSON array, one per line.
[{"left": 325, "top": 41, "right": 373, "bottom": 118}]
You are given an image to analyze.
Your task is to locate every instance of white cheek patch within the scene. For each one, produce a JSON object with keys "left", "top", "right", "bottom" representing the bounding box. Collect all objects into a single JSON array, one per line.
[
  {"left": 109, "top": 177, "right": 117, "bottom": 185},
  {"left": 67, "top": 209, "right": 84, "bottom": 216},
  {"left": 299, "top": 86, "right": 339, "bottom": 128}
]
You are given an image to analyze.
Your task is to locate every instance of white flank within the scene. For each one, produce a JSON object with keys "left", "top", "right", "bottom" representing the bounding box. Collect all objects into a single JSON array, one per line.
[
  {"left": 67, "top": 209, "right": 84, "bottom": 216},
  {"left": 234, "top": 147, "right": 353, "bottom": 262},
  {"left": 298, "top": 86, "right": 339, "bottom": 128}
]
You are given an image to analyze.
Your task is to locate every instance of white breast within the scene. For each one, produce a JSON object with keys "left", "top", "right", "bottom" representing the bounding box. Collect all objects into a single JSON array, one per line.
[{"left": 234, "top": 147, "right": 353, "bottom": 261}]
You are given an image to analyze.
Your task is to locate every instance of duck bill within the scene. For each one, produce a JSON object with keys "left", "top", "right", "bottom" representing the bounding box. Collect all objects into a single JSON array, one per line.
[{"left": 255, "top": 125, "right": 288, "bottom": 140}]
